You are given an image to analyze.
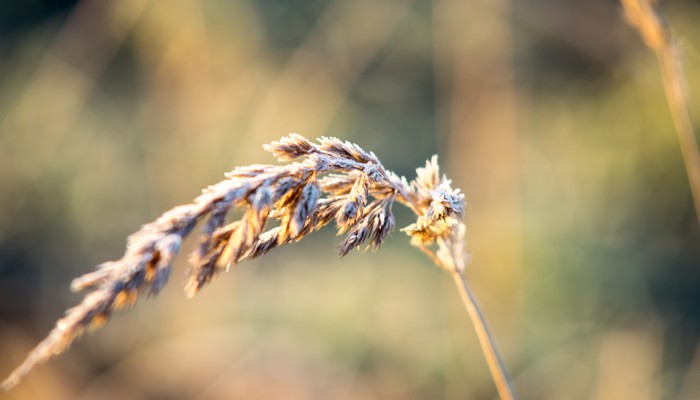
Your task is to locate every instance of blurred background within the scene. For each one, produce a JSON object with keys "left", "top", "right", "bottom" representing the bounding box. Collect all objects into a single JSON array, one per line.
[{"left": 1, "top": 0, "right": 700, "bottom": 399}]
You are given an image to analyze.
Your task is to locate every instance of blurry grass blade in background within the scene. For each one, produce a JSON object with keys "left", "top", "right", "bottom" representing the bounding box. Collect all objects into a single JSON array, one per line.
[{"left": 622, "top": 0, "right": 700, "bottom": 226}]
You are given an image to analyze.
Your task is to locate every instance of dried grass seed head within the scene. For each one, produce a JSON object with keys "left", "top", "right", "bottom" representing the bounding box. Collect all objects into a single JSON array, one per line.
[{"left": 2, "top": 133, "right": 467, "bottom": 391}]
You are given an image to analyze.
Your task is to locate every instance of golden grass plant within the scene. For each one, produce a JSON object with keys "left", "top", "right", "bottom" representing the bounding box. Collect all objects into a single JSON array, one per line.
[{"left": 3, "top": 134, "right": 516, "bottom": 400}]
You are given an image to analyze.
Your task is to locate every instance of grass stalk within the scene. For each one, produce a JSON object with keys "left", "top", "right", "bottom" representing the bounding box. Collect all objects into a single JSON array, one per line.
[
  {"left": 623, "top": 0, "right": 700, "bottom": 225},
  {"left": 421, "top": 231, "right": 517, "bottom": 400},
  {"left": 657, "top": 40, "right": 700, "bottom": 225},
  {"left": 451, "top": 270, "right": 517, "bottom": 400}
]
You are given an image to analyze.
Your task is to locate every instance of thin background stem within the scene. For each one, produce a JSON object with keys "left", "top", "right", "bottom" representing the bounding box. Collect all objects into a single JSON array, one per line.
[
  {"left": 657, "top": 40, "right": 700, "bottom": 225},
  {"left": 623, "top": 0, "right": 700, "bottom": 226}
]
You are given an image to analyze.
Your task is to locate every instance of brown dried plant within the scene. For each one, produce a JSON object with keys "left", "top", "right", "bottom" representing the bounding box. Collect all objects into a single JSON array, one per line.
[{"left": 2, "top": 134, "right": 516, "bottom": 399}]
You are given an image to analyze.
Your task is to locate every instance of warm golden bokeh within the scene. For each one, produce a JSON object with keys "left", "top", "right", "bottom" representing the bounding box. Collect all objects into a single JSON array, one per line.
[{"left": 1, "top": 0, "right": 700, "bottom": 399}]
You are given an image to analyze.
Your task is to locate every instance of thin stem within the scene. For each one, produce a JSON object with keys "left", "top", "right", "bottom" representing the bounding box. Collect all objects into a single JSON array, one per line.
[
  {"left": 426, "top": 234, "right": 517, "bottom": 399},
  {"left": 622, "top": 0, "right": 700, "bottom": 226},
  {"left": 450, "top": 269, "right": 517, "bottom": 400},
  {"left": 656, "top": 42, "right": 700, "bottom": 225}
]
